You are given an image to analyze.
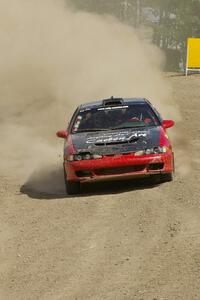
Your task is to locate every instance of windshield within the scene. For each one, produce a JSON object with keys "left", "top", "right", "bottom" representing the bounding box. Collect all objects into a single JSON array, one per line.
[{"left": 71, "top": 104, "right": 160, "bottom": 133}]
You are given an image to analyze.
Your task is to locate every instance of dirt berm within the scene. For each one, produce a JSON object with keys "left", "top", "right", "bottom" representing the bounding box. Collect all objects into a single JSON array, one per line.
[{"left": 0, "top": 74, "right": 200, "bottom": 299}]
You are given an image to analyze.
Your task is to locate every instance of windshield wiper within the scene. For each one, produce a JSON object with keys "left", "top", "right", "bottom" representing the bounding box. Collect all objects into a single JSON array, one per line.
[
  {"left": 73, "top": 128, "right": 109, "bottom": 133},
  {"left": 110, "top": 125, "right": 146, "bottom": 130}
]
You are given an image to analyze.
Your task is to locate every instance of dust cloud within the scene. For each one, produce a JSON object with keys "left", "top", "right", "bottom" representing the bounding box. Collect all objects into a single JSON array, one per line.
[{"left": 0, "top": 0, "right": 183, "bottom": 194}]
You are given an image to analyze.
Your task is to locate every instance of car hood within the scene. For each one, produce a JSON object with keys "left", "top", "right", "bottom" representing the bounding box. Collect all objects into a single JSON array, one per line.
[{"left": 70, "top": 127, "right": 161, "bottom": 155}]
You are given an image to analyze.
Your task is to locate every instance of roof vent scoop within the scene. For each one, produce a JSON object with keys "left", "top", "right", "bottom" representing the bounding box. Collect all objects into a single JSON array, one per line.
[{"left": 103, "top": 97, "right": 123, "bottom": 106}]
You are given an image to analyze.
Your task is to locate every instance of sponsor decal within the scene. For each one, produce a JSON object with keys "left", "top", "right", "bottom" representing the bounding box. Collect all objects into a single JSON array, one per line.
[
  {"left": 97, "top": 106, "right": 129, "bottom": 111},
  {"left": 86, "top": 130, "right": 147, "bottom": 144}
]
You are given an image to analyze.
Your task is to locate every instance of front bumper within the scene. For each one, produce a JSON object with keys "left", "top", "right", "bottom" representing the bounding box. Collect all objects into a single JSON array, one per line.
[{"left": 64, "top": 152, "right": 174, "bottom": 183}]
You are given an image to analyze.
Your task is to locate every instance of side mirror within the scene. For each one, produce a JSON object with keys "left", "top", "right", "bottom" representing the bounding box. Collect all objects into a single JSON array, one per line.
[
  {"left": 162, "top": 120, "right": 175, "bottom": 129},
  {"left": 56, "top": 130, "right": 68, "bottom": 139}
]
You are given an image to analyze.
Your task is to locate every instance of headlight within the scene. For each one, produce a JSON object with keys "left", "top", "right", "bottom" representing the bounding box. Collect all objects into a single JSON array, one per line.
[
  {"left": 75, "top": 154, "right": 83, "bottom": 161},
  {"left": 82, "top": 153, "right": 91, "bottom": 160},
  {"left": 153, "top": 146, "right": 168, "bottom": 154},
  {"left": 134, "top": 150, "right": 145, "bottom": 156},
  {"left": 66, "top": 153, "right": 103, "bottom": 161},
  {"left": 135, "top": 146, "right": 169, "bottom": 156}
]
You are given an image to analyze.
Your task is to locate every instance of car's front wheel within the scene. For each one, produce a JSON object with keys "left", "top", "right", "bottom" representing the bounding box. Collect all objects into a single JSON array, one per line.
[
  {"left": 63, "top": 167, "right": 81, "bottom": 195},
  {"left": 160, "top": 172, "right": 173, "bottom": 183},
  {"left": 66, "top": 180, "right": 81, "bottom": 195}
]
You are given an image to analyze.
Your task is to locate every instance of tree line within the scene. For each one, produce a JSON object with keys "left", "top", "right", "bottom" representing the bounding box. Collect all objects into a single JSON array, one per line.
[{"left": 70, "top": 0, "right": 200, "bottom": 71}]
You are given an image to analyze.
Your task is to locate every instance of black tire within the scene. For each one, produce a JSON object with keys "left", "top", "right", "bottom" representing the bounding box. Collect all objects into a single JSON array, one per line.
[
  {"left": 66, "top": 180, "right": 81, "bottom": 195},
  {"left": 160, "top": 172, "right": 173, "bottom": 183},
  {"left": 63, "top": 167, "right": 81, "bottom": 195},
  {"left": 148, "top": 174, "right": 161, "bottom": 185}
]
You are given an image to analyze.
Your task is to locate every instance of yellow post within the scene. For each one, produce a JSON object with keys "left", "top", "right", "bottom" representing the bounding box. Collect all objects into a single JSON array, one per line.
[{"left": 186, "top": 38, "right": 200, "bottom": 76}]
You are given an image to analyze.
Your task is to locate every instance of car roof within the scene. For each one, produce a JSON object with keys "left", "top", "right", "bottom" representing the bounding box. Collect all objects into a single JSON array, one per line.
[{"left": 79, "top": 97, "right": 149, "bottom": 110}]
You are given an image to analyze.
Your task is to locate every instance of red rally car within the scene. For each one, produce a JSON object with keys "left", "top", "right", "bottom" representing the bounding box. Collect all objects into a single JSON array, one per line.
[{"left": 57, "top": 97, "right": 175, "bottom": 194}]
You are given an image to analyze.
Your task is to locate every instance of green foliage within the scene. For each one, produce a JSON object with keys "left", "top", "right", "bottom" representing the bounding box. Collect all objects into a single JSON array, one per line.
[
  {"left": 147, "top": 0, "right": 200, "bottom": 69},
  {"left": 69, "top": 0, "right": 200, "bottom": 70}
]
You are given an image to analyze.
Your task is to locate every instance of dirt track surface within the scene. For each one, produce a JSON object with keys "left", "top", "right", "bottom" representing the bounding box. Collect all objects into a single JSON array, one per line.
[{"left": 1, "top": 74, "right": 200, "bottom": 299}]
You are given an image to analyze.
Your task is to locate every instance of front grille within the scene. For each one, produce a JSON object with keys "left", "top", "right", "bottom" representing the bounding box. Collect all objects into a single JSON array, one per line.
[
  {"left": 76, "top": 170, "right": 92, "bottom": 177},
  {"left": 148, "top": 163, "right": 164, "bottom": 170},
  {"left": 95, "top": 165, "right": 145, "bottom": 176}
]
